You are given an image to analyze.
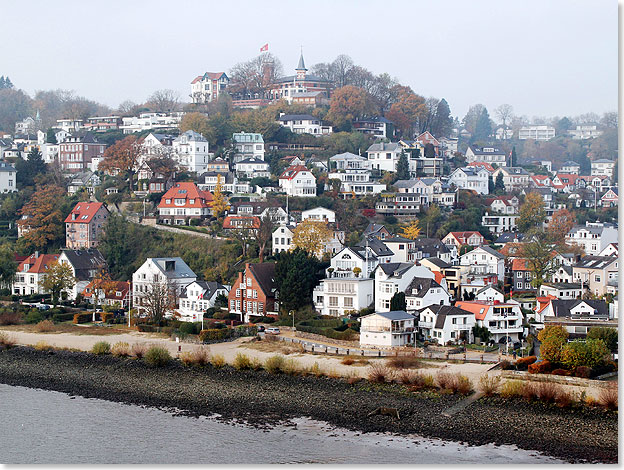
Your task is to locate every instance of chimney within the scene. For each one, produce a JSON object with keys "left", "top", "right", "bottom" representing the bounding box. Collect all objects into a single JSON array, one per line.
[{"left": 35, "top": 251, "right": 39, "bottom": 259}]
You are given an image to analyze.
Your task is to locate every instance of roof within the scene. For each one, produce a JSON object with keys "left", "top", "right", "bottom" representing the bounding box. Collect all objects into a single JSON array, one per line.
[
  {"left": 384, "top": 236, "right": 412, "bottom": 243},
  {"left": 475, "top": 285, "right": 504, "bottom": 296},
  {"left": 474, "top": 245, "right": 505, "bottom": 259},
  {"left": 467, "top": 161, "right": 495, "bottom": 172},
  {"left": 592, "top": 159, "right": 616, "bottom": 164},
  {"left": 17, "top": 253, "right": 59, "bottom": 274},
  {"left": 356, "top": 236, "right": 393, "bottom": 257},
  {"left": 0, "top": 161, "right": 15, "bottom": 172},
  {"left": 573, "top": 255, "right": 618, "bottom": 270},
  {"left": 495, "top": 232, "right": 525, "bottom": 244},
  {"left": 354, "top": 116, "right": 393, "bottom": 124},
  {"left": 278, "top": 114, "right": 317, "bottom": 121},
  {"left": 175, "top": 130, "right": 207, "bottom": 142},
  {"left": 248, "top": 263, "right": 277, "bottom": 296},
  {"left": 148, "top": 257, "right": 196, "bottom": 280},
  {"left": 65, "top": 202, "right": 107, "bottom": 224},
  {"left": 405, "top": 277, "right": 442, "bottom": 298},
  {"left": 548, "top": 299, "right": 609, "bottom": 318},
  {"left": 445, "top": 231, "right": 483, "bottom": 242},
  {"left": 372, "top": 310, "right": 414, "bottom": 321},
  {"left": 182, "top": 280, "right": 226, "bottom": 299},
  {"left": 330, "top": 152, "right": 366, "bottom": 161},
  {"left": 83, "top": 280, "right": 129, "bottom": 300},
  {"left": 421, "top": 257, "right": 451, "bottom": 268},
  {"left": 223, "top": 215, "right": 261, "bottom": 230},
  {"left": 60, "top": 249, "right": 106, "bottom": 280},
  {"left": 501, "top": 167, "right": 529, "bottom": 175},
  {"left": 191, "top": 72, "right": 227, "bottom": 84},
  {"left": 235, "top": 157, "right": 268, "bottom": 165},
  {"left": 366, "top": 142, "right": 401, "bottom": 153},
  {"left": 158, "top": 182, "right": 213, "bottom": 209},
  {"left": 273, "top": 74, "right": 329, "bottom": 84},
  {"left": 363, "top": 223, "right": 388, "bottom": 236},
  {"left": 511, "top": 258, "right": 529, "bottom": 271},
  {"left": 541, "top": 282, "right": 582, "bottom": 290},
  {"left": 377, "top": 262, "right": 414, "bottom": 277},
  {"left": 468, "top": 145, "right": 505, "bottom": 155},
  {"left": 418, "top": 305, "right": 473, "bottom": 329},
  {"left": 279, "top": 165, "right": 311, "bottom": 180}
]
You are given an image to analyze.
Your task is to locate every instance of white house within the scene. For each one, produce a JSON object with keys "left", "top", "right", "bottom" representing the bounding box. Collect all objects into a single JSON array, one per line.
[
  {"left": 383, "top": 236, "right": 416, "bottom": 264},
  {"left": 465, "top": 145, "right": 507, "bottom": 167},
  {"left": 455, "top": 300, "right": 524, "bottom": 344},
  {"left": 279, "top": 165, "right": 316, "bottom": 197},
  {"left": 474, "top": 285, "right": 504, "bottom": 303},
  {"left": 448, "top": 167, "right": 490, "bottom": 195},
  {"left": 12, "top": 253, "right": 60, "bottom": 296},
  {"left": 561, "top": 161, "right": 581, "bottom": 174},
  {"left": 0, "top": 161, "right": 17, "bottom": 193},
  {"left": 518, "top": 125, "right": 555, "bottom": 141},
  {"left": 327, "top": 245, "right": 385, "bottom": 279},
  {"left": 120, "top": 113, "right": 182, "bottom": 134},
  {"left": 405, "top": 277, "right": 451, "bottom": 312},
  {"left": 366, "top": 142, "right": 402, "bottom": 172},
  {"left": 569, "top": 125, "right": 603, "bottom": 140},
  {"left": 417, "top": 305, "right": 475, "bottom": 345},
  {"left": 190, "top": 72, "right": 229, "bottom": 104},
  {"left": 359, "top": 311, "right": 415, "bottom": 348},
  {"left": 327, "top": 169, "right": 386, "bottom": 197},
  {"left": 132, "top": 258, "right": 197, "bottom": 317},
  {"left": 565, "top": 221, "right": 618, "bottom": 256},
  {"left": 374, "top": 263, "right": 435, "bottom": 312},
  {"left": 301, "top": 207, "right": 335, "bottom": 223},
  {"left": 57, "top": 249, "right": 107, "bottom": 301},
  {"left": 329, "top": 152, "right": 369, "bottom": 170},
  {"left": 459, "top": 246, "right": 505, "bottom": 281},
  {"left": 172, "top": 130, "right": 211, "bottom": 173},
  {"left": 277, "top": 114, "right": 332, "bottom": 135},
  {"left": 591, "top": 159, "right": 616, "bottom": 179},
  {"left": 352, "top": 117, "right": 394, "bottom": 139},
  {"left": 234, "top": 157, "right": 270, "bottom": 178},
  {"left": 177, "top": 281, "right": 230, "bottom": 323},
  {"left": 314, "top": 277, "right": 374, "bottom": 317},
  {"left": 492, "top": 167, "right": 530, "bottom": 191},
  {"left": 233, "top": 132, "right": 265, "bottom": 163},
  {"left": 272, "top": 224, "right": 296, "bottom": 254}
]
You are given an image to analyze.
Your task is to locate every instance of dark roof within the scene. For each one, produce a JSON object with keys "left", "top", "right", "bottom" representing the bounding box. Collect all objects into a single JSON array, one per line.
[
  {"left": 377, "top": 262, "right": 413, "bottom": 277},
  {"left": 384, "top": 236, "right": 412, "bottom": 243},
  {"left": 353, "top": 116, "right": 393, "bottom": 124},
  {"left": 406, "top": 277, "right": 442, "bottom": 298},
  {"left": 274, "top": 74, "right": 329, "bottom": 84},
  {"left": 60, "top": 249, "right": 106, "bottom": 281},
  {"left": 476, "top": 245, "right": 506, "bottom": 259},
  {"left": 372, "top": 310, "right": 414, "bottom": 321},
  {"left": 542, "top": 282, "right": 581, "bottom": 290},
  {"left": 363, "top": 223, "right": 388, "bottom": 236},
  {"left": 468, "top": 145, "right": 505, "bottom": 155},
  {"left": 183, "top": 280, "right": 226, "bottom": 299},
  {"left": 550, "top": 299, "right": 609, "bottom": 318},
  {"left": 495, "top": 232, "right": 525, "bottom": 244},
  {"left": 278, "top": 114, "right": 317, "bottom": 121},
  {"left": 248, "top": 263, "right": 277, "bottom": 297},
  {"left": 573, "top": 256, "right": 617, "bottom": 270},
  {"left": 418, "top": 305, "right": 473, "bottom": 329},
  {"left": 356, "top": 236, "right": 393, "bottom": 257},
  {"left": 421, "top": 257, "right": 450, "bottom": 268},
  {"left": 411, "top": 238, "right": 450, "bottom": 256}
]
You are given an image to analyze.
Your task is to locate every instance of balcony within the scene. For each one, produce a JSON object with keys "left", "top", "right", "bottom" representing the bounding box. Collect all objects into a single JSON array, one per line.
[
  {"left": 489, "top": 326, "right": 523, "bottom": 334},
  {"left": 418, "top": 321, "right": 433, "bottom": 329}
]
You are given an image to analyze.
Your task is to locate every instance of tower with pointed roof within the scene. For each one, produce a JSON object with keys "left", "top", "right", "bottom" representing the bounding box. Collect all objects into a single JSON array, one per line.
[{"left": 295, "top": 50, "right": 307, "bottom": 81}]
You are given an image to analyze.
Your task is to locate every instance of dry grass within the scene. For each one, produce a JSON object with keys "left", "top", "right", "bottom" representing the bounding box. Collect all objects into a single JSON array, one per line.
[
  {"left": 388, "top": 355, "right": 421, "bottom": 369},
  {"left": 211, "top": 353, "right": 226, "bottom": 368},
  {"left": 536, "top": 382, "right": 559, "bottom": 403},
  {"left": 478, "top": 375, "right": 501, "bottom": 396},
  {"left": 250, "top": 357, "right": 263, "bottom": 370},
  {"left": 179, "top": 351, "right": 195, "bottom": 366},
  {"left": 435, "top": 372, "right": 453, "bottom": 390},
  {"left": 340, "top": 355, "right": 370, "bottom": 366},
  {"left": 500, "top": 380, "right": 525, "bottom": 398},
  {"left": 326, "top": 368, "right": 341, "bottom": 379},
  {"left": 264, "top": 355, "right": 286, "bottom": 374},
  {"left": 111, "top": 342, "right": 130, "bottom": 357},
  {"left": 241, "top": 339, "right": 304, "bottom": 355},
  {"left": 397, "top": 369, "right": 419, "bottom": 385},
  {"left": 367, "top": 363, "right": 392, "bottom": 383},
  {"left": 192, "top": 347, "right": 210, "bottom": 366},
  {"left": 35, "top": 320, "right": 56, "bottom": 333},
  {"left": 521, "top": 382, "right": 539, "bottom": 401},
  {"left": 233, "top": 352, "right": 252, "bottom": 370},
  {"left": 4, "top": 323, "right": 128, "bottom": 336},
  {"left": 451, "top": 374, "right": 473, "bottom": 395},
  {"left": 0, "top": 332, "right": 17, "bottom": 348},
  {"left": 598, "top": 383, "right": 618, "bottom": 410},
  {"left": 555, "top": 389, "right": 574, "bottom": 408},
  {"left": 91, "top": 341, "right": 111, "bottom": 355},
  {"left": 131, "top": 343, "right": 147, "bottom": 359},
  {"left": 34, "top": 340, "right": 52, "bottom": 351}
]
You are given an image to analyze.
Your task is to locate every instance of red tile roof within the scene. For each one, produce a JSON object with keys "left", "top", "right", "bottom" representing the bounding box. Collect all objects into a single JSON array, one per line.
[
  {"left": 82, "top": 280, "right": 130, "bottom": 300},
  {"left": 511, "top": 258, "right": 529, "bottom": 271},
  {"left": 279, "top": 165, "right": 310, "bottom": 181},
  {"left": 191, "top": 72, "right": 226, "bottom": 84},
  {"left": 158, "top": 182, "right": 213, "bottom": 209},
  {"left": 454, "top": 301, "right": 491, "bottom": 321},
  {"left": 467, "top": 161, "right": 495, "bottom": 172},
  {"left": 65, "top": 202, "right": 106, "bottom": 224},
  {"left": 223, "top": 215, "right": 260, "bottom": 230},
  {"left": 17, "top": 253, "right": 59, "bottom": 274}
]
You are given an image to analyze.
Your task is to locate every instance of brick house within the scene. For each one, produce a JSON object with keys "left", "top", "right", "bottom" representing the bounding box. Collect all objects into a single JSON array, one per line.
[
  {"left": 58, "top": 132, "right": 107, "bottom": 172},
  {"left": 157, "top": 182, "right": 213, "bottom": 225},
  {"left": 228, "top": 262, "right": 278, "bottom": 322},
  {"left": 65, "top": 202, "right": 109, "bottom": 249}
]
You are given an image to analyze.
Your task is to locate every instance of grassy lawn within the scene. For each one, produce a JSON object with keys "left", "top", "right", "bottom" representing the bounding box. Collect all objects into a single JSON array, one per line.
[{"left": 0, "top": 323, "right": 133, "bottom": 336}]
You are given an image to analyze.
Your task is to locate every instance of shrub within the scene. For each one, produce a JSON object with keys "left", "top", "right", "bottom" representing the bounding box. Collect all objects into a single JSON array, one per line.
[
  {"left": 179, "top": 322, "right": 198, "bottom": 336},
  {"left": 521, "top": 382, "right": 539, "bottom": 401},
  {"left": 538, "top": 325, "right": 568, "bottom": 342},
  {"left": 199, "top": 328, "right": 229, "bottom": 342},
  {"left": 179, "top": 351, "right": 194, "bottom": 366},
  {"left": 499, "top": 360, "right": 514, "bottom": 370},
  {"left": 341, "top": 357, "right": 355, "bottom": 365},
  {"left": 0, "top": 311, "right": 23, "bottom": 325},
  {"left": 91, "top": 341, "right": 111, "bottom": 355},
  {"left": 500, "top": 380, "right": 524, "bottom": 398},
  {"left": 34, "top": 340, "right": 52, "bottom": 351},
  {"left": 388, "top": 355, "right": 420, "bottom": 369},
  {"left": 574, "top": 366, "right": 592, "bottom": 379},
  {"left": 587, "top": 327, "right": 618, "bottom": 353},
  {"left": 144, "top": 346, "right": 171, "bottom": 367},
  {"left": 136, "top": 324, "right": 159, "bottom": 333},
  {"left": 449, "top": 374, "right": 473, "bottom": 395},
  {"left": 397, "top": 369, "right": 418, "bottom": 385},
  {"left": 192, "top": 347, "right": 210, "bottom": 366},
  {"left": 536, "top": 382, "right": 559, "bottom": 403},
  {"left": 540, "top": 336, "right": 567, "bottom": 363},
  {"left": 308, "top": 362, "right": 323, "bottom": 377},
  {"left": 556, "top": 389, "right": 574, "bottom": 408},
  {"left": 52, "top": 312, "right": 75, "bottom": 323},
  {"left": 561, "top": 339, "right": 610, "bottom": 370},
  {"left": 435, "top": 372, "right": 453, "bottom": 390},
  {"left": 515, "top": 356, "right": 537, "bottom": 371},
  {"left": 551, "top": 368, "right": 571, "bottom": 376},
  {"left": 0, "top": 332, "right": 16, "bottom": 348},
  {"left": 250, "top": 357, "right": 263, "bottom": 370},
  {"left": 478, "top": 375, "right": 501, "bottom": 396},
  {"left": 35, "top": 319, "right": 55, "bottom": 332},
  {"left": 282, "top": 358, "right": 299, "bottom": 375},
  {"left": 528, "top": 360, "right": 553, "bottom": 374},
  {"left": 111, "top": 342, "right": 130, "bottom": 357},
  {"left": 598, "top": 384, "right": 618, "bottom": 410},
  {"left": 211, "top": 353, "right": 226, "bottom": 368},
  {"left": 73, "top": 313, "right": 92, "bottom": 324},
  {"left": 367, "top": 363, "right": 391, "bottom": 383},
  {"left": 233, "top": 352, "right": 252, "bottom": 370},
  {"left": 131, "top": 343, "right": 147, "bottom": 359},
  {"left": 264, "top": 355, "right": 286, "bottom": 374},
  {"left": 25, "top": 309, "right": 44, "bottom": 324}
]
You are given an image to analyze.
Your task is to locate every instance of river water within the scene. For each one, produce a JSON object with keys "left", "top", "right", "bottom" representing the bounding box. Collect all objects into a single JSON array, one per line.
[{"left": 0, "top": 384, "right": 564, "bottom": 464}]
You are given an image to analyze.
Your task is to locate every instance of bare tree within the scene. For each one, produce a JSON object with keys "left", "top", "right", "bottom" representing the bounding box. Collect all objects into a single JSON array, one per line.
[
  {"left": 141, "top": 279, "right": 179, "bottom": 325},
  {"left": 370, "top": 73, "right": 399, "bottom": 112},
  {"left": 600, "top": 111, "right": 618, "bottom": 129},
  {"left": 229, "top": 53, "right": 283, "bottom": 100},
  {"left": 147, "top": 89, "right": 180, "bottom": 113},
  {"left": 256, "top": 215, "right": 276, "bottom": 263},
  {"left": 346, "top": 65, "right": 376, "bottom": 91},
  {"left": 495, "top": 104, "right": 514, "bottom": 128},
  {"left": 117, "top": 100, "right": 139, "bottom": 116},
  {"left": 330, "top": 54, "right": 354, "bottom": 88},
  {"left": 229, "top": 227, "right": 254, "bottom": 258}
]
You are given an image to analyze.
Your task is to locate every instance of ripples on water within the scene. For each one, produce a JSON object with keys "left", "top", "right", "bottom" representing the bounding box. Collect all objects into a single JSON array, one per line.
[{"left": 0, "top": 384, "right": 563, "bottom": 464}]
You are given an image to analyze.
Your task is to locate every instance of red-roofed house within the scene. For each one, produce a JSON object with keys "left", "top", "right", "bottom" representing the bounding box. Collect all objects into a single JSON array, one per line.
[
  {"left": 279, "top": 165, "right": 316, "bottom": 197},
  {"left": 442, "top": 231, "right": 485, "bottom": 250},
  {"left": 511, "top": 258, "right": 535, "bottom": 293},
  {"left": 228, "top": 262, "right": 279, "bottom": 322},
  {"left": 484, "top": 196, "right": 519, "bottom": 214},
  {"left": 529, "top": 175, "right": 552, "bottom": 188},
  {"left": 65, "top": 202, "right": 109, "bottom": 249},
  {"left": 467, "top": 161, "right": 495, "bottom": 173},
  {"left": 455, "top": 300, "right": 523, "bottom": 344},
  {"left": 157, "top": 182, "right": 213, "bottom": 225},
  {"left": 190, "top": 72, "right": 229, "bottom": 104},
  {"left": 82, "top": 280, "right": 131, "bottom": 309},
  {"left": 222, "top": 215, "right": 261, "bottom": 231},
  {"left": 13, "top": 253, "right": 59, "bottom": 296}
]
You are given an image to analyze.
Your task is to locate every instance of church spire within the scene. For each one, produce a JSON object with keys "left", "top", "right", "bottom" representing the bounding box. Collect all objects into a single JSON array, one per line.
[{"left": 296, "top": 47, "right": 306, "bottom": 71}]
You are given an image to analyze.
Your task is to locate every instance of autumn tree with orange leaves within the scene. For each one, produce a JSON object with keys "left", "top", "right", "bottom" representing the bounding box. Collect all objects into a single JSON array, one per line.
[
  {"left": 326, "top": 85, "right": 378, "bottom": 130},
  {"left": 385, "top": 85, "right": 427, "bottom": 137},
  {"left": 17, "top": 185, "right": 66, "bottom": 251},
  {"left": 547, "top": 209, "right": 576, "bottom": 246},
  {"left": 99, "top": 135, "right": 143, "bottom": 192}
]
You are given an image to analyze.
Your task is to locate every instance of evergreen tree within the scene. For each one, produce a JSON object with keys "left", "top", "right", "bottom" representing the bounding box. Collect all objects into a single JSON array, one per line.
[
  {"left": 390, "top": 291, "right": 406, "bottom": 311},
  {"left": 424, "top": 143, "right": 436, "bottom": 158},
  {"left": 0, "top": 76, "right": 5, "bottom": 89},
  {"left": 275, "top": 248, "right": 325, "bottom": 313},
  {"left": 4, "top": 76, "right": 13, "bottom": 89},
  {"left": 396, "top": 151, "right": 410, "bottom": 180},
  {"left": 472, "top": 107, "right": 492, "bottom": 142},
  {"left": 46, "top": 128, "right": 57, "bottom": 144},
  {"left": 511, "top": 146, "right": 517, "bottom": 166},
  {"left": 431, "top": 98, "right": 453, "bottom": 137},
  {"left": 15, "top": 148, "right": 47, "bottom": 188},
  {"left": 494, "top": 172, "right": 505, "bottom": 193},
  {"left": 488, "top": 176, "right": 495, "bottom": 193}
]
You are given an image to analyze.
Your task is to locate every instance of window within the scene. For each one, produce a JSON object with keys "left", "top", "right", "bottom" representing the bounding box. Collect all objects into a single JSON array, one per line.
[
  {"left": 344, "top": 297, "right": 353, "bottom": 308},
  {"left": 329, "top": 296, "right": 338, "bottom": 307},
  {"left": 235, "top": 289, "right": 240, "bottom": 297},
  {"left": 517, "top": 271, "right": 523, "bottom": 278},
  {"left": 594, "top": 275, "right": 601, "bottom": 282},
  {"left": 247, "top": 278, "right": 252, "bottom": 287},
  {"left": 517, "top": 282, "right": 522, "bottom": 289}
]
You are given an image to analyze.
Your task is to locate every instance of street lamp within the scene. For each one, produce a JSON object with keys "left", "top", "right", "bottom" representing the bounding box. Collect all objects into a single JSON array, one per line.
[{"left": 290, "top": 310, "right": 295, "bottom": 329}]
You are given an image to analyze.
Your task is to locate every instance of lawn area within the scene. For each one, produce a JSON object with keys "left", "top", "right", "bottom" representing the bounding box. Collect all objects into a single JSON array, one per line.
[
  {"left": 0, "top": 323, "right": 135, "bottom": 336},
  {"left": 239, "top": 337, "right": 305, "bottom": 355}
]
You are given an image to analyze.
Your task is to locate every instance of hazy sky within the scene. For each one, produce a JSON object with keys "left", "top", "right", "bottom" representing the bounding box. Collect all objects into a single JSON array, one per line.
[{"left": 2, "top": 0, "right": 617, "bottom": 120}]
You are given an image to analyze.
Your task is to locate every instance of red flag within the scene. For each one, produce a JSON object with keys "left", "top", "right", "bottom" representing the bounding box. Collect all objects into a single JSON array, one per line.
[{"left": 260, "top": 43, "right": 268, "bottom": 52}]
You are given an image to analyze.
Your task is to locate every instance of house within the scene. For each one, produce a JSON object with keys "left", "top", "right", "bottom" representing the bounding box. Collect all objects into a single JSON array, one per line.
[
  {"left": 561, "top": 161, "right": 581, "bottom": 174},
  {"left": 511, "top": 258, "right": 535, "bottom": 293},
  {"left": 551, "top": 264, "right": 574, "bottom": 284},
  {"left": 232, "top": 132, "right": 265, "bottom": 163},
  {"left": 366, "top": 142, "right": 403, "bottom": 172},
  {"left": 272, "top": 224, "right": 296, "bottom": 254},
  {"left": 301, "top": 207, "right": 335, "bottom": 223},
  {"left": 279, "top": 165, "right": 316, "bottom": 197},
  {"left": 12, "top": 253, "right": 60, "bottom": 296},
  {"left": 120, "top": 112, "right": 183, "bottom": 134},
  {"left": 419, "top": 257, "right": 461, "bottom": 298},
  {"left": 65, "top": 202, "right": 109, "bottom": 250},
  {"left": 363, "top": 223, "right": 391, "bottom": 240},
  {"left": 538, "top": 299, "right": 616, "bottom": 337},
  {"left": 229, "top": 201, "right": 288, "bottom": 224},
  {"left": 465, "top": 145, "right": 507, "bottom": 167},
  {"left": 55, "top": 118, "right": 84, "bottom": 133},
  {"left": 539, "top": 283, "right": 584, "bottom": 300},
  {"left": 314, "top": 277, "right": 374, "bottom": 317},
  {"left": 205, "top": 156, "right": 230, "bottom": 173},
  {"left": 375, "top": 179, "right": 433, "bottom": 216},
  {"left": 492, "top": 167, "right": 530, "bottom": 191},
  {"left": 591, "top": 159, "right": 616, "bottom": 179},
  {"left": 329, "top": 152, "right": 369, "bottom": 170},
  {"left": 329, "top": 169, "right": 386, "bottom": 197},
  {"left": 442, "top": 231, "right": 485, "bottom": 250},
  {"left": 157, "top": 182, "right": 213, "bottom": 225},
  {"left": 495, "top": 127, "right": 514, "bottom": 140},
  {"left": 356, "top": 236, "right": 395, "bottom": 265},
  {"left": 82, "top": 280, "right": 130, "bottom": 310},
  {"left": 172, "top": 130, "right": 212, "bottom": 173},
  {"left": 266, "top": 52, "right": 332, "bottom": 105},
  {"left": 417, "top": 305, "right": 475, "bottom": 345},
  {"left": 234, "top": 157, "right": 270, "bottom": 178},
  {"left": 474, "top": 285, "right": 505, "bottom": 303},
  {"left": 326, "top": 245, "right": 380, "bottom": 279},
  {"left": 485, "top": 196, "right": 519, "bottom": 214},
  {"left": 67, "top": 171, "right": 101, "bottom": 195},
  {"left": 228, "top": 262, "right": 278, "bottom": 322},
  {"left": 467, "top": 161, "right": 496, "bottom": 174},
  {"left": 529, "top": 175, "right": 553, "bottom": 188},
  {"left": 359, "top": 311, "right": 415, "bottom": 348},
  {"left": 83, "top": 116, "right": 122, "bottom": 133},
  {"left": 352, "top": 117, "right": 394, "bottom": 139},
  {"left": 382, "top": 236, "right": 415, "bottom": 263},
  {"left": 136, "top": 161, "right": 175, "bottom": 194},
  {"left": 569, "top": 125, "right": 603, "bottom": 140},
  {"left": 58, "top": 132, "right": 107, "bottom": 172},
  {"left": 404, "top": 277, "right": 451, "bottom": 312},
  {"left": 440, "top": 137, "right": 458, "bottom": 157},
  {"left": 448, "top": 167, "right": 489, "bottom": 195},
  {"left": 137, "top": 133, "right": 174, "bottom": 166},
  {"left": 410, "top": 238, "right": 453, "bottom": 265},
  {"left": 565, "top": 221, "right": 618, "bottom": 255},
  {"left": 177, "top": 281, "right": 230, "bottom": 322},
  {"left": 190, "top": 72, "right": 229, "bottom": 104},
  {"left": 455, "top": 300, "right": 524, "bottom": 344},
  {"left": 58, "top": 249, "right": 107, "bottom": 301},
  {"left": 0, "top": 161, "right": 17, "bottom": 193},
  {"left": 277, "top": 114, "right": 332, "bottom": 135},
  {"left": 518, "top": 125, "right": 555, "bottom": 141},
  {"left": 598, "top": 243, "right": 618, "bottom": 257},
  {"left": 374, "top": 263, "right": 435, "bottom": 312},
  {"left": 290, "top": 91, "right": 329, "bottom": 107},
  {"left": 223, "top": 215, "right": 260, "bottom": 232},
  {"left": 459, "top": 246, "right": 505, "bottom": 281},
  {"left": 495, "top": 232, "right": 525, "bottom": 248},
  {"left": 572, "top": 255, "right": 618, "bottom": 296},
  {"left": 481, "top": 212, "right": 518, "bottom": 235},
  {"left": 132, "top": 257, "right": 197, "bottom": 317}
]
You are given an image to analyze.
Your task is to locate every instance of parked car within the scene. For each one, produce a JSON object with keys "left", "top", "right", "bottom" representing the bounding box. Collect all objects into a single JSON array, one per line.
[
  {"left": 265, "top": 327, "right": 280, "bottom": 335},
  {"left": 257, "top": 325, "right": 266, "bottom": 332}
]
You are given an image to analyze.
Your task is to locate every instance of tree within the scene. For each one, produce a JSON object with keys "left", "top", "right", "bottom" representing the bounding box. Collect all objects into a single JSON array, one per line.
[
  {"left": 587, "top": 327, "right": 618, "bottom": 353},
  {"left": 15, "top": 148, "right": 47, "bottom": 188},
  {"left": 90, "top": 269, "right": 117, "bottom": 321},
  {"left": 401, "top": 220, "right": 421, "bottom": 240},
  {"left": 256, "top": 215, "right": 275, "bottom": 263},
  {"left": 385, "top": 86, "right": 427, "bottom": 137},
  {"left": 517, "top": 193, "right": 546, "bottom": 233},
  {"left": 46, "top": 128, "right": 57, "bottom": 144},
  {"left": 146, "top": 89, "right": 180, "bottom": 112},
  {"left": 494, "top": 172, "right": 505, "bottom": 193},
  {"left": 99, "top": 135, "right": 142, "bottom": 192},
  {"left": 471, "top": 325, "right": 491, "bottom": 343},
  {"left": 472, "top": 107, "right": 492, "bottom": 142},
  {"left": 211, "top": 175, "right": 229, "bottom": 218},
  {"left": 229, "top": 53, "right": 283, "bottom": 99},
  {"left": 291, "top": 220, "right": 332, "bottom": 258},
  {"left": 538, "top": 324, "right": 569, "bottom": 343},
  {"left": 488, "top": 176, "right": 495, "bottom": 194},
  {"left": 462, "top": 104, "right": 486, "bottom": 134},
  {"left": 390, "top": 292, "right": 406, "bottom": 311},
  {"left": 521, "top": 230, "right": 557, "bottom": 291},
  {"left": 561, "top": 339, "right": 610, "bottom": 369},
  {"left": 275, "top": 248, "right": 324, "bottom": 312},
  {"left": 326, "top": 86, "right": 377, "bottom": 130},
  {"left": 494, "top": 104, "right": 514, "bottom": 128},
  {"left": 396, "top": 151, "right": 409, "bottom": 180},
  {"left": 547, "top": 209, "right": 575, "bottom": 246},
  {"left": 511, "top": 146, "right": 518, "bottom": 167},
  {"left": 141, "top": 279, "right": 177, "bottom": 325},
  {"left": 179, "top": 112, "right": 211, "bottom": 142},
  {"left": 40, "top": 261, "right": 76, "bottom": 306},
  {"left": 0, "top": 88, "right": 33, "bottom": 133},
  {"left": 0, "top": 244, "right": 17, "bottom": 289},
  {"left": 430, "top": 98, "right": 453, "bottom": 138},
  {"left": 17, "top": 185, "right": 66, "bottom": 251}
]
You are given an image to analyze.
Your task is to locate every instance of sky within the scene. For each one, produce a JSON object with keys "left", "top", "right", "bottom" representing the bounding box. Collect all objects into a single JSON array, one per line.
[{"left": 2, "top": 0, "right": 617, "bottom": 121}]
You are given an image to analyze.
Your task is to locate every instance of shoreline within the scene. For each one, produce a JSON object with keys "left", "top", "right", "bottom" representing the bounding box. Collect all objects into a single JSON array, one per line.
[{"left": 0, "top": 347, "right": 617, "bottom": 464}]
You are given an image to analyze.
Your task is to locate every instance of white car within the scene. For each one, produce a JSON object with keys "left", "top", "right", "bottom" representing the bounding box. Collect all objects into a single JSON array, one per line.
[{"left": 265, "top": 327, "right": 280, "bottom": 335}]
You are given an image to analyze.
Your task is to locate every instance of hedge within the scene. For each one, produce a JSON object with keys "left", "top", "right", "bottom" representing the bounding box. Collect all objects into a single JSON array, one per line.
[
  {"left": 52, "top": 312, "right": 76, "bottom": 323},
  {"left": 528, "top": 360, "right": 553, "bottom": 374},
  {"left": 199, "top": 325, "right": 258, "bottom": 343},
  {"left": 73, "top": 313, "right": 92, "bottom": 324}
]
